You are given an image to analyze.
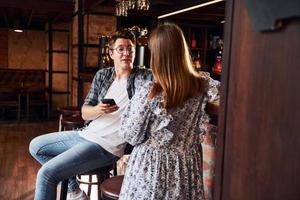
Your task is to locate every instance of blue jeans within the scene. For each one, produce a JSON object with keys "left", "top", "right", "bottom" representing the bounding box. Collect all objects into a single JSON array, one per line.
[{"left": 29, "top": 130, "right": 119, "bottom": 200}]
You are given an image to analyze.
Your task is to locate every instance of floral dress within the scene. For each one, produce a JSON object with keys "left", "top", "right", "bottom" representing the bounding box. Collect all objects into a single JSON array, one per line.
[{"left": 118, "top": 73, "right": 220, "bottom": 200}]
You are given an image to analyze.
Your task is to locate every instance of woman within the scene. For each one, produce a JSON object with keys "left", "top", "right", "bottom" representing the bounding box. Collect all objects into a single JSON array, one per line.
[{"left": 118, "top": 23, "right": 220, "bottom": 200}]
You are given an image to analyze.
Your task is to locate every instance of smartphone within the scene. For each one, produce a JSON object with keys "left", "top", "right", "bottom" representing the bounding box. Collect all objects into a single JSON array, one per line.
[{"left": 101, "top": 98, "right": 116, "bottom": 106}]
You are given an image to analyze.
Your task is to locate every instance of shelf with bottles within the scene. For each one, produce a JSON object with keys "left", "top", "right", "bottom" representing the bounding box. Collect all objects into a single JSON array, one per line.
[
  {"left": 188, "top": 26, "right": 223, "bottom": 77},
  {"left": 189, "top": 28, "right": 205, "bottom": 49},
  {"left": 191, "top": 50, "right": 204, "bottom": 71},
  {"left": 127, "top": 26, "right": 150, "bottom": 68},
  {"left": 98, "top": 35, "right": 113, "bottom": 68},
  {"left": 190, "top": 47, "right": 206, "bottom": 51},
  {"left": 207, "top": 27, "right": 223, "bottom": 50}
]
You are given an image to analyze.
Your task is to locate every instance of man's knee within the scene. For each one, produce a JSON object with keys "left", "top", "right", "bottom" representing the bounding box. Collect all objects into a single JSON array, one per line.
[{"left": 29, "top": 136, "right": 40, "bottom": 157}]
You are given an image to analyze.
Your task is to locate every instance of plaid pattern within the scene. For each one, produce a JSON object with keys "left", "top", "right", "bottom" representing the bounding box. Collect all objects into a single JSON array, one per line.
[{"left": 84, "top": 66, "right": 152, "bottom": 106}]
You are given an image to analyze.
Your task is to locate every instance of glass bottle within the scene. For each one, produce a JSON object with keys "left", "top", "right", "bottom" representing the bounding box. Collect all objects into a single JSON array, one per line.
[
  {"left": 191, "top": 33, "right": 197, "bottom": 48},
  {"left": 212, "top": 39, "right": 223, "bottom": 75},
  {"left": 195, "top": 51, "right": 201, "bottom": 70}
]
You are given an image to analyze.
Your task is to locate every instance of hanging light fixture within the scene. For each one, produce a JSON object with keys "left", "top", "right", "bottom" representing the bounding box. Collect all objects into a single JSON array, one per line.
[
  {"left": 13, "top": 20, "right": 24, "bottom": 33},
  {"left": 115, "top": 0, "right": 150, "bottom": 17}
]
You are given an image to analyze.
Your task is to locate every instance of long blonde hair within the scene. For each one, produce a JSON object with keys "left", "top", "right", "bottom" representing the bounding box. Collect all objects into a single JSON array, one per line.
[{"left": 148, "top": 23, "right": 204, "bottom": 109}]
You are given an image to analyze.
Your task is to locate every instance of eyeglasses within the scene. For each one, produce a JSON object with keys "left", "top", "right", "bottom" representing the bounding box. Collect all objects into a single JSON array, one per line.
[{"left": 111, "top": 46, "right": 135, "bottom": 54}]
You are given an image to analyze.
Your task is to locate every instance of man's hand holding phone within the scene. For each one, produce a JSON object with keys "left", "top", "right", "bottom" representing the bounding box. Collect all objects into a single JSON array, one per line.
[
  {"left": 100, "top": 99, "right": 119, "bottom": 114},
  {"left": 101, "top": 99, "right": 116, "bottom": 106}
]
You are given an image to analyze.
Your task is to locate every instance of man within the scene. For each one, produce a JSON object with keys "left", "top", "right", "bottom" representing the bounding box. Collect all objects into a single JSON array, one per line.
[{"left": 29, "top": 29, "right": 152, "bottom": 200}]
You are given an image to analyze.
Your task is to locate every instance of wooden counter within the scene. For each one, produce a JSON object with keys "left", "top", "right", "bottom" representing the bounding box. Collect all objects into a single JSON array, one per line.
[{"left": 206, "top": 100, "right": 219, "bottom": 125}]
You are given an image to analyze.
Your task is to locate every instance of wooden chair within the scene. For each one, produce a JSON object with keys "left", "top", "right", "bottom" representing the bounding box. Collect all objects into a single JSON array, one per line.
[
  {"left": 0, "top": 87, "right": 21, "bottom": 121},
  {"left": 26, "top": 87, "right": 49, "bottom": 120}
]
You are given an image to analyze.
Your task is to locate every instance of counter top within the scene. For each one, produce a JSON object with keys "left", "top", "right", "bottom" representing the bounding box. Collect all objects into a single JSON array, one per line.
[{"left": 206, "top": 100, "right": 219, "bottom": 116}]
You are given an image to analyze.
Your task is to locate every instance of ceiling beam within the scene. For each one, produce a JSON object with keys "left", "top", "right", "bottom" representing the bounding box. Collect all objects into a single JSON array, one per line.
[
  {"left": 0, "top": 8, "right": 9, "bottom": 26},
  {"left": 0, "top": 0, "right": 74, "bottom": 13}
]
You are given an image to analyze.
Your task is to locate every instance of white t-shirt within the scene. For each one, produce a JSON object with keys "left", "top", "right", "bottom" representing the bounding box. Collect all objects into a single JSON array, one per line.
[{"left": 80, "top": 78, "right": 129, "bottom": 157}]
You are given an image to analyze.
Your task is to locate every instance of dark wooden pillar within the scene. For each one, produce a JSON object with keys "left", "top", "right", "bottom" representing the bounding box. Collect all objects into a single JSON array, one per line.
[
  {"left": 77, "top": 0, "right": 84, "bottom": 106},
  {"left": 215, "top": 0, "right": 300, "bottom": 199},
  {"left": 47, "top": 22, "right": 53, "bottom": 111}
]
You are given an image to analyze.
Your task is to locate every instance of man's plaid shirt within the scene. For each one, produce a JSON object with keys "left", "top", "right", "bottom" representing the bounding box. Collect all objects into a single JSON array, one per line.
[{"left": 84, "top": 66, "right": 152, "bottom": 106}]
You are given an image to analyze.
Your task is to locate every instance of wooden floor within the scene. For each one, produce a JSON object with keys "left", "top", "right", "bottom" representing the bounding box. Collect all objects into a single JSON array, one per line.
[{"left": 0, "top": 121, "right": 58, "bottom": 200}]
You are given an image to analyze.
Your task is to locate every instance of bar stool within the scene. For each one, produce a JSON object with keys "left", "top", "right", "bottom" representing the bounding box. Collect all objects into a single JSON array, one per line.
[
  {"left": 58, "top": 107, "right": 115, "bottom": 200},
  {"left": 100, "top": 175, "right": 124, "bottom": 200},
  {"left": 58, "top": 106, "right": 82, "bottom": 131},
  {"left": 100, "top": 145, "right": 132, "bottom": 200},
  {"left": 61, "top": 115, "right": 85, "bottom": 131},
  {"left": 77, "top": 164, "right": 115, "bottom": 199},
  {"left": 60, "top": 164, "right": 115, "bottom": 200}
]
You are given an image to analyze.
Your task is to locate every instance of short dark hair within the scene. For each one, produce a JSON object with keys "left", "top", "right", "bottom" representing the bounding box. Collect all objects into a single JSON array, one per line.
[{"left": 108, "top": 29, "right": 136, "bottom": 48}]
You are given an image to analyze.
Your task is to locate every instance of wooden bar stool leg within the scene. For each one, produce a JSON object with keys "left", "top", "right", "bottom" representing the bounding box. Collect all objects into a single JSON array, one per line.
[
  {"left": 60, "top": 179, "right": 68, "bottom": 200},
  {"left": 87, "top": 175, "right": 92, "bottom": 197},
  {"left": 97, "top": 172, "right": 106, "bottom": 199},
  {"left": 58, "top": 114, "right": 63, "bottom": 131},
  {"left": 96, "top": 174, "right": 102, "bottom": 200}
]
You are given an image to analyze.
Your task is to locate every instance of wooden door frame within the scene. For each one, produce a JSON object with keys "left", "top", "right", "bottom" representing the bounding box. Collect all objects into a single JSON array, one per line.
[{"left": 214, "top": 0, "right": 234, "bottom": 198}]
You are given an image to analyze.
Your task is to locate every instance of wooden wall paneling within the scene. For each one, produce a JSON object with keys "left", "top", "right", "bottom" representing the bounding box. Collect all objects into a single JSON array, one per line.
[
  {"left": 84, "top": 47, "right": 99, "bottom": 68},
  {"left": 85, "top": 14, "right": 116, "bottom": 43},
  {"left": 52, "top": 73, "right": 68, "bottom": 93},
  {"left": 53, "top": 31, "right": 69, "bottom": 51},
  {"left": 72, "top": 80, "right": 78, "bottom": 106},
  {"left": 215, "top": 0, "right": 300, "bottom": 199},
  {"left": 8, "top": 30, "right": 46, "bottom": 69},
  {"left": 72, "top": 47, "right": 78, "bottom": 77},
  {"left": 47, "top": 22, "right": 70, "bottom": 113},
  {"left": 53, "top": 53, "right": 69, "bottom": 71},
  {"left": 0, "top": 28, "right": 8, "bottom": 67}
]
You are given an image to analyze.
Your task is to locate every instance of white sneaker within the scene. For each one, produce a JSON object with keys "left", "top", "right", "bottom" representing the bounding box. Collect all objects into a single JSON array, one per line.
[{"left": 67, "top": 190, "right": 89, "bottom": 200}]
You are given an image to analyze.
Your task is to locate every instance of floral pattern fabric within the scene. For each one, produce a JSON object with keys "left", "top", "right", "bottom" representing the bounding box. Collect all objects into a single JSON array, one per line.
[{"left": 118, "top": 73, "right": 220, "bottom": 200}]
